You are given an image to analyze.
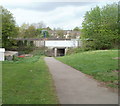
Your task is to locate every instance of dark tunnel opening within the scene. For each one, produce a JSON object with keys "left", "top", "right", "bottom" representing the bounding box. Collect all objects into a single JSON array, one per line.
[{"left": 57, "top": 48, "right": 65, "bottom": 56}]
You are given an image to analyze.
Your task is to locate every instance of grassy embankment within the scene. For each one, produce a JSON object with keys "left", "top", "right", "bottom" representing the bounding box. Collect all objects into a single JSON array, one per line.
[
  {"left": 2, "top": 55, "right": 58, "bottom": 104},
  {"left": 57, "top": 50, "right": 119, "bottom": 88},
  {"left": 0, "top": 62, "right": 2, "bottom": 105}
]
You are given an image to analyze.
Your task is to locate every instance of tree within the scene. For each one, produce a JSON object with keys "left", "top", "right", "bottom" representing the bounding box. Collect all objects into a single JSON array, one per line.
[
  {"left": 81, "top": 3, "right": 119, "bottom": 50},
  {"left": 56, "top": 28, "right": 64, "bottom": 38},
  {"left": 38, "top": 30, "right": 49, "bottom": 38},
  {"left": 0, "top": 7, "right": 2, "bottom": 47},
  {"left": 36, "top": 28, "right": 43, "bottom": 38},
  {"left": 18, "top": 23, "right": 39, "bottom": 38},
  {"left": 73, "top": 27, "right": 80, "bottom": 31},
  {"left": 18, "top": 23, "right": 29, "bottom": 38},
  {"left": 1, "top": 6, "right": 18, "bottom": 49},
  {"left": 32, "top": 21, "right": 46, "bottom": 29},
  {"left": 46, "top": 26, "right": 52, "bottom": 31},
  {"left": 100, "top": 3, "right": 119, "bottom": 48},
  {"left": 24, "top": 25, "right": 37, "bottom": 38}
]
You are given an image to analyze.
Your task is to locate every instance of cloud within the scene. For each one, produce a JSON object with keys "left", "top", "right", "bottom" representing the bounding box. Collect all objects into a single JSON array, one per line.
[
  {"left": 9, "top": 5, "right": 90, "bottom": 29},
  {"left": 1, "top": 0, "right": 119, "bottom": 30},
  {"left": 1, "top": 0, "right": 118, "bottom": 11},
  {"left": 1, "top": 2, "right": 97, "bottom": 12}
]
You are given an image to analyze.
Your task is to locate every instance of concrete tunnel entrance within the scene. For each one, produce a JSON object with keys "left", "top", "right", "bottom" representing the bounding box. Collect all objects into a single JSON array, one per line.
[
  {"left": 57, "top": 48, "right": 65, "bottom": 56},
  {"left": 54, "top": 47, "right": 67, "bottom": 57}
]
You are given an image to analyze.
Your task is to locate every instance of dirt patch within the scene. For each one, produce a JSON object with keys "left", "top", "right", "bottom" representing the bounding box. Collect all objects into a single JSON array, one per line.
[
  {"left": 19, "top": 54, "right": 33, "bottom": 57},
  {"left": 97, "top": 81, "right": 118, "bottom": 93},
  {"left": 113, "top": 70, "right": 120, "bottom": 72},
  {"left": 84, "top": 74, "right": 118, "bottom": 93},
  {"left": 112, "top": 57, "right": 120, "bottom": 59}
]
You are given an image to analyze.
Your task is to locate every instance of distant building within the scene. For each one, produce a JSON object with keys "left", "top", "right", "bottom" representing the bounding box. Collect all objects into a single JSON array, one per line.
[{"left": 48, "top": 30, "right": 80, "bottom": 39}]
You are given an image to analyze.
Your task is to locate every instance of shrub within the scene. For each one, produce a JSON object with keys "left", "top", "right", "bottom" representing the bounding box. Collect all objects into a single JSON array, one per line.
[
  {"left": 30, "top": 47, "right": 47, "bottom": 56},
  {"left": 66, "top": 47, "right": 84, "bottom": 55}
]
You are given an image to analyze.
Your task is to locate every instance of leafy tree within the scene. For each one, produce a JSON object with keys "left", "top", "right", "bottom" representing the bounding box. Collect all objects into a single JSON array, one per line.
[
  {"left": 18, "top": 23, "right": 29, "bottom": 38},
  {"left": 0, "top": 7, "right": 2, "bottom": 47},
  {"left": 1, "top": 6, "right": 18, "bottom": 49},
  {"left": 24, "top": 25, "right": 37, "bottom": 38},
  {"left": 73, "top": 27, "right": 80, "bottom": 31},
  {"left": 44, "top": 31, "right": 50, "bottom": 38},
  {"left": 18, "top": 22, "right": 49, "bottom": 38},
  {"left": 56, "top": 28, "right": 64, "bottom": 38},
  {"left": 32, "top": 21, "right": 46, "bottom": 29},
  {"left": 18, "top": 24, "right": 38, "bottom": 38},
  {"left": 46, "top": 27, "right": 52, "bottom": 31},
  {"left": 118, "top": 1, "right": 120, "bottom": 49},
  {"left": 36, "top": 28, "right": 43, "bottom": 38},
  {"left": 81, "top": 3, "right": 119, "bottom": 50},
  {"left": 100, "top": 3, "right": 119, "bottom": 48}
]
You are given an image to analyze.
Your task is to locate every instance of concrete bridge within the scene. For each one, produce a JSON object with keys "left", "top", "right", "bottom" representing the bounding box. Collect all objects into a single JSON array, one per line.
[
  {"left": 15, "top": 38, "right": 82, "bottom": 57},
  {"left": 34, "top": 39, "right": 82, "bottom": 57}
]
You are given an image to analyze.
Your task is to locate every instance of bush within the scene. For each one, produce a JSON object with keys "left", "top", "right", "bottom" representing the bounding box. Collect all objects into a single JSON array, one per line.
[
  {"left": 81, "top": 40, "right": 96, "bottom": 51},
  {"left": 30, "top": 47, "right": 47, "bottom": 56},
  {"left": 66, "top": 47, "right": 84, "bottom": 55}
]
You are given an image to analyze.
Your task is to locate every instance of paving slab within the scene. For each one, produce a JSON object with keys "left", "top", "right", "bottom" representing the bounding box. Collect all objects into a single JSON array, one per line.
[{"left": 44, "top": 57, "right": 118, "bottom": 104}]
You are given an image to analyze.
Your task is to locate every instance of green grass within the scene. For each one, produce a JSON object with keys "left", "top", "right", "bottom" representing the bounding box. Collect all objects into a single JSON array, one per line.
[
  {"left": 3, "top": 56, "right": 59, "bottom": 104},
  {"left": 0, "top": 62, "right": 2, "bottom": 105},
  {"left": 57, "top": 50, "right": 119, "bottom": 88}
]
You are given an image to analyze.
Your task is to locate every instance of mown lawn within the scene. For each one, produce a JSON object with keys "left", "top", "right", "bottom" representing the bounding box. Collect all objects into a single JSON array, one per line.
[
  {"left": 2, "top": 56, "right": 58, "bottom": 104},
  {"left": 0, "top": 62, "right": 2, "bottom": 105},
  {"left": 57, "top": 50, "right": 119, "bottom": 88}
]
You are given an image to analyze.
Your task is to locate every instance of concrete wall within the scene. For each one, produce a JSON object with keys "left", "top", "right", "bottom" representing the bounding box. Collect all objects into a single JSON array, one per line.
[
  {"left": 33, "top": 39, "right": 82, "bottom": 48},
  {"left": 0, "top": 48, "right": 5, "bottom": 61},
  {"left": 33, "top": 40, "right": 44, "bottom": 47},
  {"left": 45, "top": 40, "right": 79, "bottom": 48}
]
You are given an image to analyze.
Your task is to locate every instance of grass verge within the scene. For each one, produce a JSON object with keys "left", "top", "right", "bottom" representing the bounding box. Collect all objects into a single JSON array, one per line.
[
  {"left": 3, "top": 56, "right": 58, "bottom": 104},
  {"left": 0, "top": 62, "right": 2, "bottom": 105},
  {"left": 57, "top": 50, "right": 119, "bottom": 88}
]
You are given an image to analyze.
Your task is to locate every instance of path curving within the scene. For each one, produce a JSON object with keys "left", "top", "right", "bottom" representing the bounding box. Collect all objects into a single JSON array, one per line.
[{"left": 44, "top": 57, "right": 118, "bottom": 104}]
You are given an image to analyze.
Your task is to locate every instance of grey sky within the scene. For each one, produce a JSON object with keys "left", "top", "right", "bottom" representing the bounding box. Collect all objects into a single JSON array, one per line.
[
  {"left": 2, "top": 2, "right": 96, "bottom": 12},
  {"left": 1, "top": 0, "right": 118, "bottom": 30}
]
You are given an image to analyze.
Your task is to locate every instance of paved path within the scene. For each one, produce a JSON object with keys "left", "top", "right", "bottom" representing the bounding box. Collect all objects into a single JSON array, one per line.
[{"left": 44, "top": 57, "right": 118, "bottom": 104}]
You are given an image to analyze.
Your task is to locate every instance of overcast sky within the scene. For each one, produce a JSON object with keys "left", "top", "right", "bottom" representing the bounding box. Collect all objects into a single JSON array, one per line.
[{"left": 1, "top": 0, "right": 118, "bottom": 30}]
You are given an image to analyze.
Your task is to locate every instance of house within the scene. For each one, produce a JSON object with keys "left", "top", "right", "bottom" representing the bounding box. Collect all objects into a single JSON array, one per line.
[{"left": 48, "top": 30, "right": 80, "bottom": 39}]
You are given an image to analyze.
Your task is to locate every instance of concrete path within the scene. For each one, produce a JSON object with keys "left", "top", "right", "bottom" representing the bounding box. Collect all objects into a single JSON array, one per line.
[{"left": 44, "top": 57, "right": 118, "bottom": 104}]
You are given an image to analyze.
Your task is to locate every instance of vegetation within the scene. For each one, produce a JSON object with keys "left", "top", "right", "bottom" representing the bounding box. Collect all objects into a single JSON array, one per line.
[
  {"left": 81, "top": 3, "right": 119, "bottom": 50},
  {"left": 0, "top": 62, "right": 1, "bottom": 105},
  {"left": 18, "top": 22, "right": 50, "bottom": 38},
  {"left": 30, "top": 47, "right": 47, "bottom": 56},
  {"left": 66, "top": 47, "right": 84, "bottom": 55},
  {"left": 55, "top": 28, "right": 64, "bottom": 38},
  {"left": 73, "top": 27, "right": 81, "bottom": 31},
  {"left": 3, "top": 56, "right": 58, "bottom": 104},
  {"left": 57, "top": 50, "right": 118, "bottom": 88},
  {"left": 1, "top": 6, "right": 18, "bottom": 49}
]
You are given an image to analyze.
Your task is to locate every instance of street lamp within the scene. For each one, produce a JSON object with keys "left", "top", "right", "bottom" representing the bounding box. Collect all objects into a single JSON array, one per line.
[
  {"left": 42, "top": 30, "right": 47, "bottom": 55},
  {"left": 41, "top": 30, "right": 47, "bottom": 38}
]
